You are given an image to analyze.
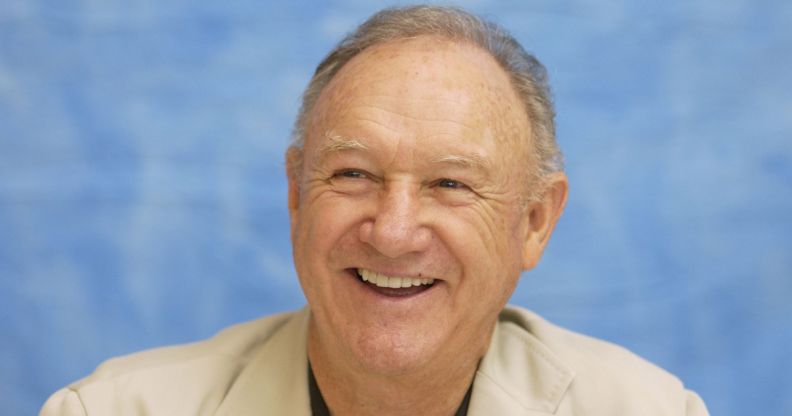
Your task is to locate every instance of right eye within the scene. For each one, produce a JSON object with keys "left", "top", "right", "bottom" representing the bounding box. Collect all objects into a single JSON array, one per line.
[
  {"left": 328, "top": 169, "right": 376, "bottom": 195},
  {"left": 335, "top": 169, "right": 367, "bottom": 179}
]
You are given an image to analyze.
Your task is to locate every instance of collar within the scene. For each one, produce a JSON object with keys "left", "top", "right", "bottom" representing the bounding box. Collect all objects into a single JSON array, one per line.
[
  {"left": 213, "top": 306, "right": 574, "bottom": 415},
  {"left": 468, "top": 307, "right": 575, "bottom": 415},
  {"left": 215, "top": 307, "right": 312, "bottom": 416}
]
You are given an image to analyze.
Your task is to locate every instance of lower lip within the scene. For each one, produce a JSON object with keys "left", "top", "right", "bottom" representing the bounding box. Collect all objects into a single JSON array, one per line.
[{"left": 347, "top": 269, "right": 436, "bottom": 298}]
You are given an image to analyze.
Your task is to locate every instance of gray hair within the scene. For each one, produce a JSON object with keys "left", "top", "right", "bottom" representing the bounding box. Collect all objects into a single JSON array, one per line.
[{"left": 290, "top": 5, "right": 563, "bottom": 181}]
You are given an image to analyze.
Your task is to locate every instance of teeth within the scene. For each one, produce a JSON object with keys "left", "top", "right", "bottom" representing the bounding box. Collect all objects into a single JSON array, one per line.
[
  {"left": 376, "top": 274, "right": 388, "bottom": 287},
  {"left": 358, "top": 269, "right": 435, "bottom": 289}
]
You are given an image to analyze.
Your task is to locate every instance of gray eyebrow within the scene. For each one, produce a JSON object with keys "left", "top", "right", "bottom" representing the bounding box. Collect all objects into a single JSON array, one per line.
[
  {"left": 430, "top": 153, "right": 493, "bottom": 173},
  {"left": 317, "top": 132, "right": 369, "bottom": 155},
  {"left": 317, "top": 131, "right": 492, "bottom": 175}
]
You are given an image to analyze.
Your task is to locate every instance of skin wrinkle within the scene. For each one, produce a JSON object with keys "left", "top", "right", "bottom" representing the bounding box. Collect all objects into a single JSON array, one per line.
[
  {"left": 300, "top": 43, "right": 535, "bottom": 198},
  {"left": 293, "top": 27, "right": 563, "bottom": 176},
  {"left": 296, "top": 53, "right": 541, "bottom": 195},
  {"left": 302, "top": 83, "right": 527, "bottom": 255},
  {"left": 347, "top": 94, "right": 466, "bottom": 105},
  {"left": 339, "top": 101, "right": 483, "bottom": 134},
  {"left": 351, "top": 106, "right": 480, "bottom": 127},
  {"left": 316, "top": 149, "right": 509, "bottom": 216},
  {"left": 322, "top": 132, "right": 495, "bottom": 185},
  {"left": 306, "top": 39, "right": 528, "bottom": 276}
]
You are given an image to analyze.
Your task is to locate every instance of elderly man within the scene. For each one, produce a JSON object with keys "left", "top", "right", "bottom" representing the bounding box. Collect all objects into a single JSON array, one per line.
[{"left": 42, "top": 5, "right": 708, "bottom": 416}]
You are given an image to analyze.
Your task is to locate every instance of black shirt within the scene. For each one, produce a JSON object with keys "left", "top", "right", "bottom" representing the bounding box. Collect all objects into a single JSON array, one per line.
[{"left": 308, "top": 362, "right": 473, "bottom": 416}]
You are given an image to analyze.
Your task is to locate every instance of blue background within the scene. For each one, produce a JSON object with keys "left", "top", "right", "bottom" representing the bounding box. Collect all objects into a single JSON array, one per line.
[{"left": 2, "top": 1, "right": 791, "bottom": 414}]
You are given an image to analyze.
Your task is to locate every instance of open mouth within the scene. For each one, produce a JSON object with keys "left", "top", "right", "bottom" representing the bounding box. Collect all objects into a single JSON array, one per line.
[{"left": 351, "top": 268, "right": 436, "bottom": 297}]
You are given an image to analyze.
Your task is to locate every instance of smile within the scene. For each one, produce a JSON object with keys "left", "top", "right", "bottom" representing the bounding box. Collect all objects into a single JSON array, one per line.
[
  {"left": 358, "top": 268, "right": 435, "bottom": 288},
  {"left": 354, "top": 268, "right": 436, "bottom": 297}
]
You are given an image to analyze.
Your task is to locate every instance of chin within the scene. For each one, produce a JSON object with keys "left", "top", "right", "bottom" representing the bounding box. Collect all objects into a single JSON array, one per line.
[{"left": 349, "top": 326, "right": 441, "bottom": 376}]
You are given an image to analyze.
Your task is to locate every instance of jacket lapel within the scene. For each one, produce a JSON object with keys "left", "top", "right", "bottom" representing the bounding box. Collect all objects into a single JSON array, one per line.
[
  {"left": 215, "top": 308, "right": 311, "bottom": 416},
  {"left": 468, "top": 316, "right": 575, "bottom": 415}
]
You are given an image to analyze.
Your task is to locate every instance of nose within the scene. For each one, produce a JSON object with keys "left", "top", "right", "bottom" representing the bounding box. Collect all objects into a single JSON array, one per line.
[{"left": 359, "top": 182, "right": 432, "bottom": 258}]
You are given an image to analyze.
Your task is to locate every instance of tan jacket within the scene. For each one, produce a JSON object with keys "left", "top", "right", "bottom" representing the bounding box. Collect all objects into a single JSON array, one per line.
[{"left": 41, "top": 306, "right": 708, "bottom": 415}]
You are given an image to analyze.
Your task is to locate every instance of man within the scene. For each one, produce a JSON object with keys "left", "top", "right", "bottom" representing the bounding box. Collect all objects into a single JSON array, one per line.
[{"left": 42, "top": 6, "right": 708, "bottom": 415}]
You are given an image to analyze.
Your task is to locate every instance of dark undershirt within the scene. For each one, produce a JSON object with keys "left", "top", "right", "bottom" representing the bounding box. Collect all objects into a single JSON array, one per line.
[{"left": 308, "top": 362, "right": 473, "bottom": 416}]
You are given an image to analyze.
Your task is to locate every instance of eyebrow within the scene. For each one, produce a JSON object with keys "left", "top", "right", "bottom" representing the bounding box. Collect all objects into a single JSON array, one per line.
[
  {"left": 317, "top": 131, "right": 492, "bottom": 175},
  {"left": 430, "top": 153, "right": 493, "bottom": 173},
  {"left": 317, "top": 132, "right": 369, "bottom": 156}
]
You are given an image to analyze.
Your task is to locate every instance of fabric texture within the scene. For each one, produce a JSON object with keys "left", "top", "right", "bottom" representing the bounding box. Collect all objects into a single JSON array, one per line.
[{"left": 40, "top": 305, "right": 709, "bottom": 415}]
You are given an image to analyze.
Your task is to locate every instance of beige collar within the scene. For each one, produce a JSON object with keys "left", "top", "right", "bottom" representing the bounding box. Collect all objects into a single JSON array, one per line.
[
  {"left": 468, "top": 313, "right": 575, "bottom": 414},
  {"left": 215, "top": 308, "right": 312, "bottom": 416},
  {"left": 214, "top": 306, "right": 574, "bottom": 415}
]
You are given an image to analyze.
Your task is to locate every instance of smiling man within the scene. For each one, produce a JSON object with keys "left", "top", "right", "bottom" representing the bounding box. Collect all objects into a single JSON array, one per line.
[{"left": 42, "top": 5, "right": 708, "bottom": 416}]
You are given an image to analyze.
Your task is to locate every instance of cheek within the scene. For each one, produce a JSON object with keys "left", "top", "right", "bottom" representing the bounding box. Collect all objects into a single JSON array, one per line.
[
  {"left": 293, "top": 196, "right": 362, "bottom": 310},
  {"left": 444, "top": 203, "right": 523, "bottom": 261},
  {"left": 438, "top": 207, "right": 524, "bottom": 292},
  {"left": 295, "top": 194, "right": 362, "bottom": 265}
]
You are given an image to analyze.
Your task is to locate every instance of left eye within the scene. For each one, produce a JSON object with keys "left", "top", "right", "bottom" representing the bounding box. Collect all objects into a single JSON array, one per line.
[
  {"left": 334, "top": 169, "right": 367, "bottom": 179},
  {"left": 437, "top": 179, "right": 466, "bottom": 189}
]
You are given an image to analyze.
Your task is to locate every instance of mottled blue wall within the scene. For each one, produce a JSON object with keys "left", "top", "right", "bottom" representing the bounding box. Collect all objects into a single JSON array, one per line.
[{"left": 2, "top": 1, "right": 790, "bottom": 415}]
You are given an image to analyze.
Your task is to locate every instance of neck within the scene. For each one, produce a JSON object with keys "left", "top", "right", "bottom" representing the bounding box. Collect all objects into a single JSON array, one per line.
[{"left": 308, "top": 321, "right": 489, "bottom": 416}]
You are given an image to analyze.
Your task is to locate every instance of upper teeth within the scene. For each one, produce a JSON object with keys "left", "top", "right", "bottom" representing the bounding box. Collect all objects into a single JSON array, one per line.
[{"left": 358, "top": 269, "right": 434, "bottom": 288}]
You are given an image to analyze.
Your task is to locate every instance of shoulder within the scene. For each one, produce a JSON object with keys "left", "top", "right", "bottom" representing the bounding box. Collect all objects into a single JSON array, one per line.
[
  {"left": 86, "top": 310, "right": 295, "bottom": 379},
  {"left": 499, "top": 305, "right": 677, "bottom": 385},
  {"left": 41, "top": 310, "right": 303, "bottom": 416},
  {"left": 484, "top": 306, "right": 708, "bottom": 415}
]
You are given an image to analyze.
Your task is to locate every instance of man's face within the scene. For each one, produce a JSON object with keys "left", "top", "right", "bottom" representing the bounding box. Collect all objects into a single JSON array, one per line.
[{"left": 289, "top": 37, "right": 560, "bottom": 374}]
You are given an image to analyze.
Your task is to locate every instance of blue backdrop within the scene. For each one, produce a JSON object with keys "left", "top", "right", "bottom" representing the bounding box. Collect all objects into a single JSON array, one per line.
[{"left": 2, "top": 1, "right": 791, "bottom": 415}]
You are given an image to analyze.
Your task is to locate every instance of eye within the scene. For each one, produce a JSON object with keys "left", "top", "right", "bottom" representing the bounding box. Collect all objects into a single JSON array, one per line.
[
  {"left": 436, "top": 178, "right": 468, "bottom": 190},
  {"left": 334, "top": 169, "right": 368, "bottom": 179}
]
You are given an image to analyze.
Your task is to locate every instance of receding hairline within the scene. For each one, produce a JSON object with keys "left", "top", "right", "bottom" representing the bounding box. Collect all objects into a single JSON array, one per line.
[
  {"left": 310, "top": 35, "right": 532, "bottom": 137},
  {"left": 289, "top": 5, "right": 563, "bottom": 200},
  {"left": 297, "top": 38, "right": 534, "bottom": 196}
]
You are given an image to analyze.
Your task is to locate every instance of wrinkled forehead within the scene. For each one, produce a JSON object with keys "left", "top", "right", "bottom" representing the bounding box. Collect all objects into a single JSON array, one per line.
[{"left": 305, "top": 36, "right": 532, "bottom": 155}]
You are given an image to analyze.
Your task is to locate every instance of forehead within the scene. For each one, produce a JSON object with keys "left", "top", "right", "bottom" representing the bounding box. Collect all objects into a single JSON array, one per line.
[{"left": 306, "top": 36, "right": 531, "bottom": 162}]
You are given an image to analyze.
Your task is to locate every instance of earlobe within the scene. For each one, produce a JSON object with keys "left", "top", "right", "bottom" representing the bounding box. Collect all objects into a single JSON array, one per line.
[{"left": 521, "top": 172, "right": 569, "bottom": 270}]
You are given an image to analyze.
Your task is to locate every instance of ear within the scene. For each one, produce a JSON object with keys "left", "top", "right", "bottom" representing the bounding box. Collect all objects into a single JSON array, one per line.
[
  {"left": 285, "top": 147, "right": 303, "bottom": 237},
  {"left": 521, "top": 172, "right": 569, "bottom": 270}
]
